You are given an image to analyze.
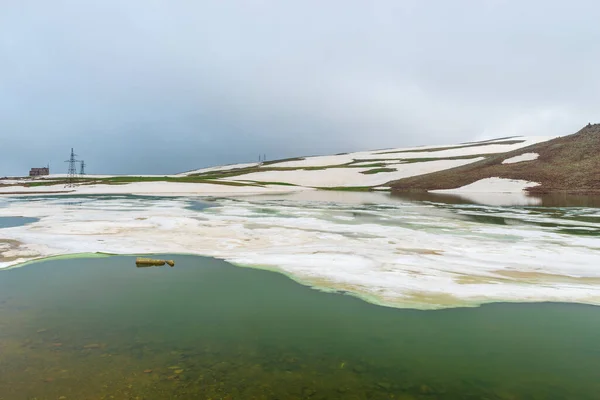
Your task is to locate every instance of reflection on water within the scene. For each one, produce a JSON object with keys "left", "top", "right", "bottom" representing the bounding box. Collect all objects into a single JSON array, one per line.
[
  {"left": 393, "top": 191, "right": 600, "bottom": 208},
  {"left": 1, "top": 255, "right": 599, "bottom": 399},
  {"left": 534, "top": 193, "right": 600, "bottom": 208},
  {"left": 245, "top": 190, "right": 403, "bottom": 205},
  {"left": 241, "top": 191, "right": 600, "bottom": 237},
  {"left": 391, "top": 191, "right": 540, "bottom": 206},
  {"left": 248, "top": 189, "right": 600, "bottom": 209}
]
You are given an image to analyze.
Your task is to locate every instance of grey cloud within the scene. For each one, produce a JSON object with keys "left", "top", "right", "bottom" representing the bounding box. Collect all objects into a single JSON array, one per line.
[{"left": 1, "top": 0, "right": 598, "bottom": 175}]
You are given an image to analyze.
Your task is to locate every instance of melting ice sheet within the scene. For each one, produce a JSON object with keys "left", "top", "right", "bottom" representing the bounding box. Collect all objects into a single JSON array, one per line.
[{"left": 0, "top": 193, "right": 599, "bottom": 309}]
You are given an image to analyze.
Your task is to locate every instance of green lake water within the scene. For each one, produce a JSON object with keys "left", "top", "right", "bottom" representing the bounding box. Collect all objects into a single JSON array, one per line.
[{"left": 1, "top": 255, "right": 600, "bottom": 400}]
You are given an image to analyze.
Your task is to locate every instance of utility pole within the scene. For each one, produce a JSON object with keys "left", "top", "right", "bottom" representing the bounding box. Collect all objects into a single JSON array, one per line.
[
  {"left": 79, "top": 160, "right": 86, "bottom": 176},
  {"left": 65, "top": 148, "right": 80, "bottom": 187}
]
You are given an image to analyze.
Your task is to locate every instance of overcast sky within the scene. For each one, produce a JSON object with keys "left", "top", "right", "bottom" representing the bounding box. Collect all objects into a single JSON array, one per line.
[{"left": 1, "top": 1, "right": 598, "bottom": 176}]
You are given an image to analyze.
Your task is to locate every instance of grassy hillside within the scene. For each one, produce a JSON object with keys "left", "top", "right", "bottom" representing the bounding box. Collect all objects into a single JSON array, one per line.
[
  {"left": 388, "top": 124, "right": 600, "bottom": 194},
  {"left": 1, "top": 129, "right": 584, "bottom": 194}
]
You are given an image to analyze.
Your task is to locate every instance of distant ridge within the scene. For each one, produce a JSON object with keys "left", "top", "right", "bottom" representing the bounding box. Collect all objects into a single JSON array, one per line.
[{"left": 389, "top": 124, "right": 600, "bottom": 194}]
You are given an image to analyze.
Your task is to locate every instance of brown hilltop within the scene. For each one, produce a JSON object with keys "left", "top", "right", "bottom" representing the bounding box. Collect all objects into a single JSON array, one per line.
[{"left": 389, "top": 123, "right": 600, "bottom": 194}]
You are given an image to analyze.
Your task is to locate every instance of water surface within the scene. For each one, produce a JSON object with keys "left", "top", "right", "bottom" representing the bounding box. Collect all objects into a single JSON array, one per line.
[
  {"left": 0, "top": 215, "right": 38, "bottom": 228},
  {"left": 1, "top": 255, "right": 599, "bottom": 399},
  {"left": 392, "top": 191, "right": 600, "bottom": 208}
]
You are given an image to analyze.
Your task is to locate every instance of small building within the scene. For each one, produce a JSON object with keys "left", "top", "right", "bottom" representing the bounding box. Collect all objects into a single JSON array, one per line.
[{"left": 29, "top": 167, "right": 49, "bottom": 177}]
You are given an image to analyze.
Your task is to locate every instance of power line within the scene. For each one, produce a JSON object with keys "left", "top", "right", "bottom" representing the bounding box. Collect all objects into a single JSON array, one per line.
[{"left": 64, "top": 148, "right": 80, "bottom": 188}]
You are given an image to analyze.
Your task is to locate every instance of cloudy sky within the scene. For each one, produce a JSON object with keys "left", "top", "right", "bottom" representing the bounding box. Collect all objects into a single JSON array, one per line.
[{"left": 1, "top": 1, "right": 598, "bottom": 176}]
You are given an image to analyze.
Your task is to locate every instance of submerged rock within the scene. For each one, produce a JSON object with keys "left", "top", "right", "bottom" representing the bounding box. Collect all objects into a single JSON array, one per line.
[
  {"left": 419, "top": 384, "right": 435, "bottom": 394},
  {"left": 352, "top": 364, "right": 367, "bottom": 373},
  {"left": 135, "top": 257, "right": 175, "bottom": 268},
  {"left": 395, "top": 395, "right": 417, "bottom": 400}
]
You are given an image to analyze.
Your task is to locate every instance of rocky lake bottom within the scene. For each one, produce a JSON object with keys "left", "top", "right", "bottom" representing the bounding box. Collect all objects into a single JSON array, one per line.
[{"left": 1, "top": 255, "right": 600, "bottom": 399}]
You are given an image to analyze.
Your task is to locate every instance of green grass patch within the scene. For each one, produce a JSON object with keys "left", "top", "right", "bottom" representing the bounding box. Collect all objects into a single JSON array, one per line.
[
  {"left": 346, "top": 162, "right": 389, "bottom": 168},
  {"left": 202, "top": 180, "right": 263, "bottom": 187},
  {"left": 23, "top": 181, "right": 65, "bottom": 187},
  {"left": 360, "top": 168, "right": 397, "bottom": 175},
  {"left": 261, "top": 157, "right": 305, "bottom": 166},
  {"left": 189, "top": 162, "right": 359, "bottom": 179},
  {"left": 190, "top": 166, "right": 306, "bottom": 179},
  {"left": 319, "top": 186, "right": 373, "bottom": 192},
  {"left": 375, "top": 140, "right": 525, "bottom": 155},
  {"left": 397, "top": 154, "right": 498, "bottom": 163},
  {"left": 94, "top": 176, "right": 261, "bottom": 186},
  {"left": 21, "top": 179, "right": 83, "bottom": 187},
  {"left": 23, "top": 176, "right": 264, "bottom": 188},
  {"left": 461, "top": 136, "right": 519, "bottom": 145},
  {"left": 239, "top": 181, "right": 298, "bottom": 186},
  {"left": 345, "top": 154, "right": 494, "bottom": 167}
]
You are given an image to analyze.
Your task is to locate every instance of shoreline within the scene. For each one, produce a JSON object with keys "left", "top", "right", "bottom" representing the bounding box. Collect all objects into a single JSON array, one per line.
[
  {"left": 1, "top": 192, "right": 598, "bottom": 311},
  {"left": 392, "top": 188, "right": 600, "bottom": 196},
  {"left": 4, "top": 250, "right": 600, "bottom": 312},
  {"left": 4, "top": 187, "right": 600, "bottom": 197}
]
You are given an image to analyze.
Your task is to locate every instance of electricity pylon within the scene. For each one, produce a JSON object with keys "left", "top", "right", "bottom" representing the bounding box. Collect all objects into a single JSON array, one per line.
[{"left": 65, "top": 148, "right": 80, "bottom": 187}]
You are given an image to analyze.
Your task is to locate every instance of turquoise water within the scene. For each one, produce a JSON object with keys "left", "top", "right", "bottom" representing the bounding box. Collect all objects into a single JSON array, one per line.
[
  {"left": 0, "top": 216, "right": 39, "bottom": 228},
  {"left": 1, "top": 255, "right": 599, "bottom": 399},
  {"left": 185, "top": 199, "right": 214, "bottom": 211}
]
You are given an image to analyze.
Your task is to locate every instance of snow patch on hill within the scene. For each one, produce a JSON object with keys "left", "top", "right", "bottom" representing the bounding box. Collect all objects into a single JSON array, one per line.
[
  {"left": 502, "top": 153, "right": 539, "bottom": 164},
  {"left": 227, "top": 158, "right": 485, "bottom": 187},
  {"left": 1, "top": 134, "right": 557, "bottom": 196},
  {"left": 431, "top": 177, "right": 540, "bottom": 194}
]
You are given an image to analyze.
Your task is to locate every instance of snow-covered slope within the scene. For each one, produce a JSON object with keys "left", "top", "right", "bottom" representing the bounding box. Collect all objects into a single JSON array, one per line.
[
  {"left": 389, "top": 123, "right": 600, "bottom": 194},
  {"left": 0, "top": 135, "right": 556, "bottom": 195}
]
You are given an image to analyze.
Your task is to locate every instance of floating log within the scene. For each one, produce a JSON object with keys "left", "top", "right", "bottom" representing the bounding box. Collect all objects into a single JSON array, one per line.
[{"left": 135, "top": 257, "right": 175, "bottom": 268}]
